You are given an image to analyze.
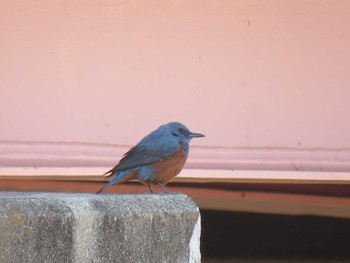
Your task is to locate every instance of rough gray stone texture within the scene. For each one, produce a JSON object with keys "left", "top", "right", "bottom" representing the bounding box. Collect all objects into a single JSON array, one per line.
[{"left": 0, "top": 192, "right": 200, "bottom": 263}]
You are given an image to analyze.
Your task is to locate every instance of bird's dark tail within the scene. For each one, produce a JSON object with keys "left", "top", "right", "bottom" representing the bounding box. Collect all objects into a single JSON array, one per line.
[
  {"left": 96, "top": 178, "right": 120, "bottom": 194},
  {"left": 96, "top": 181, "right": 114, "bottom": 194},
  {"left": 96, "top": 170, "right": 129, "bottom": 194},
  {"left": 96, "top": 168, "right": 118, "bottom": 194}
]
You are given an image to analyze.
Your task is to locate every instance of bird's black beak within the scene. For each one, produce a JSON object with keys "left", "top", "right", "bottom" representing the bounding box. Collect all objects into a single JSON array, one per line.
[{"left": 189, "top": 132, "right": 205, "bottom": 138}]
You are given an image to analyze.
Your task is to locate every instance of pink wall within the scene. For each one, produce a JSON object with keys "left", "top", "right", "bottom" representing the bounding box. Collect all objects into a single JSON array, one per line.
[{"left": 1, "top": 1, "right": 350, "bottom": 170}]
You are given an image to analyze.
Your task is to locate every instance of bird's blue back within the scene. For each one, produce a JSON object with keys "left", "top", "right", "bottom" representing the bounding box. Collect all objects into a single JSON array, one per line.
[
  {"left": 97, "top": 122, "right": 204, "bottom": 194},
  {"left": 106, "top": 122, "right": 190, "bottom": 174}
]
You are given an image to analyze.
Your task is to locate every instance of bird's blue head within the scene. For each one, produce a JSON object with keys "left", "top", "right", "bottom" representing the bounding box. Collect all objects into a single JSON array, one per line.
[{"left": 163, "top": 122, "right": 205, "bottom": 143}]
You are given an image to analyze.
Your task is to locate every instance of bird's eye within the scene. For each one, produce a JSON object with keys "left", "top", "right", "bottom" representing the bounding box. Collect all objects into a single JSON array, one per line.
[{"left": 178, "top": 128, "right": 185, "bottom": 134}]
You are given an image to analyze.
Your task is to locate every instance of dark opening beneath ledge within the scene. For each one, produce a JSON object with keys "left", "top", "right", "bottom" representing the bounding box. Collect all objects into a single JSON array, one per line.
[{"left": 201, "top": 210, "right": 350, "bottom": 262}]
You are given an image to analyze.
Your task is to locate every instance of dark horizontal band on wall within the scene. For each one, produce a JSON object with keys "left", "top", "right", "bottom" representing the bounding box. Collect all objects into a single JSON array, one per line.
[
  {"left": 1, "top": 168, "right": 350, "bottom": 186},
  {"left": 2, "top": 179, "right": 350, "bottom": 219}
]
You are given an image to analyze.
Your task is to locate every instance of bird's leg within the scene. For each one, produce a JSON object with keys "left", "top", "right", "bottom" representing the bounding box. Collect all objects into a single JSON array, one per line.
[
  {"left": 158, "top": 183, "right": 171, "bottom": 193},
  {"left": 140, "top": 180, "right": 154, "bottom": 194}
]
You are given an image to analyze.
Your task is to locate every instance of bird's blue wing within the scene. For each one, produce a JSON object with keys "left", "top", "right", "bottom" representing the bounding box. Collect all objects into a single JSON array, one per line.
[{"left": 105, "top": 132, "right": 180, "bottom": 175}]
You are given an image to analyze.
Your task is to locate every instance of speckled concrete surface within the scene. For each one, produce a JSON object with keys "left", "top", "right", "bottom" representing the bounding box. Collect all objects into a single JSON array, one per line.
[{"left": 0, "top": 192, "right": 200, "bottom": 263}]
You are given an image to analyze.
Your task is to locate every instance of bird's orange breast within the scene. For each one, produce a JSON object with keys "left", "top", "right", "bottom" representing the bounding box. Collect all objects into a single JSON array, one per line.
[{"left": 151, "top": 143, "right": 187, "bottom": 184}]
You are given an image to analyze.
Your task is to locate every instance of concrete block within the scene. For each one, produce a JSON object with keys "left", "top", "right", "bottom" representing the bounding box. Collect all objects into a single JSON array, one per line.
[{"left": 0, "top": 192, "right": 200, "bottom": 263}]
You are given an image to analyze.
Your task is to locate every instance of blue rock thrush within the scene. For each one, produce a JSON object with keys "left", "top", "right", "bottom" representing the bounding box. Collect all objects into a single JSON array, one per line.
[{"left": 96, "top": 122, "right": 205, "bottom": 194}]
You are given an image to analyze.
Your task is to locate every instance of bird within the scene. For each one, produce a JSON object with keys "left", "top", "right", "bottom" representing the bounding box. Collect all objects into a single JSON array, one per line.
[{"left": 96, "top": 122, "right": 205, "bottom": 194}]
